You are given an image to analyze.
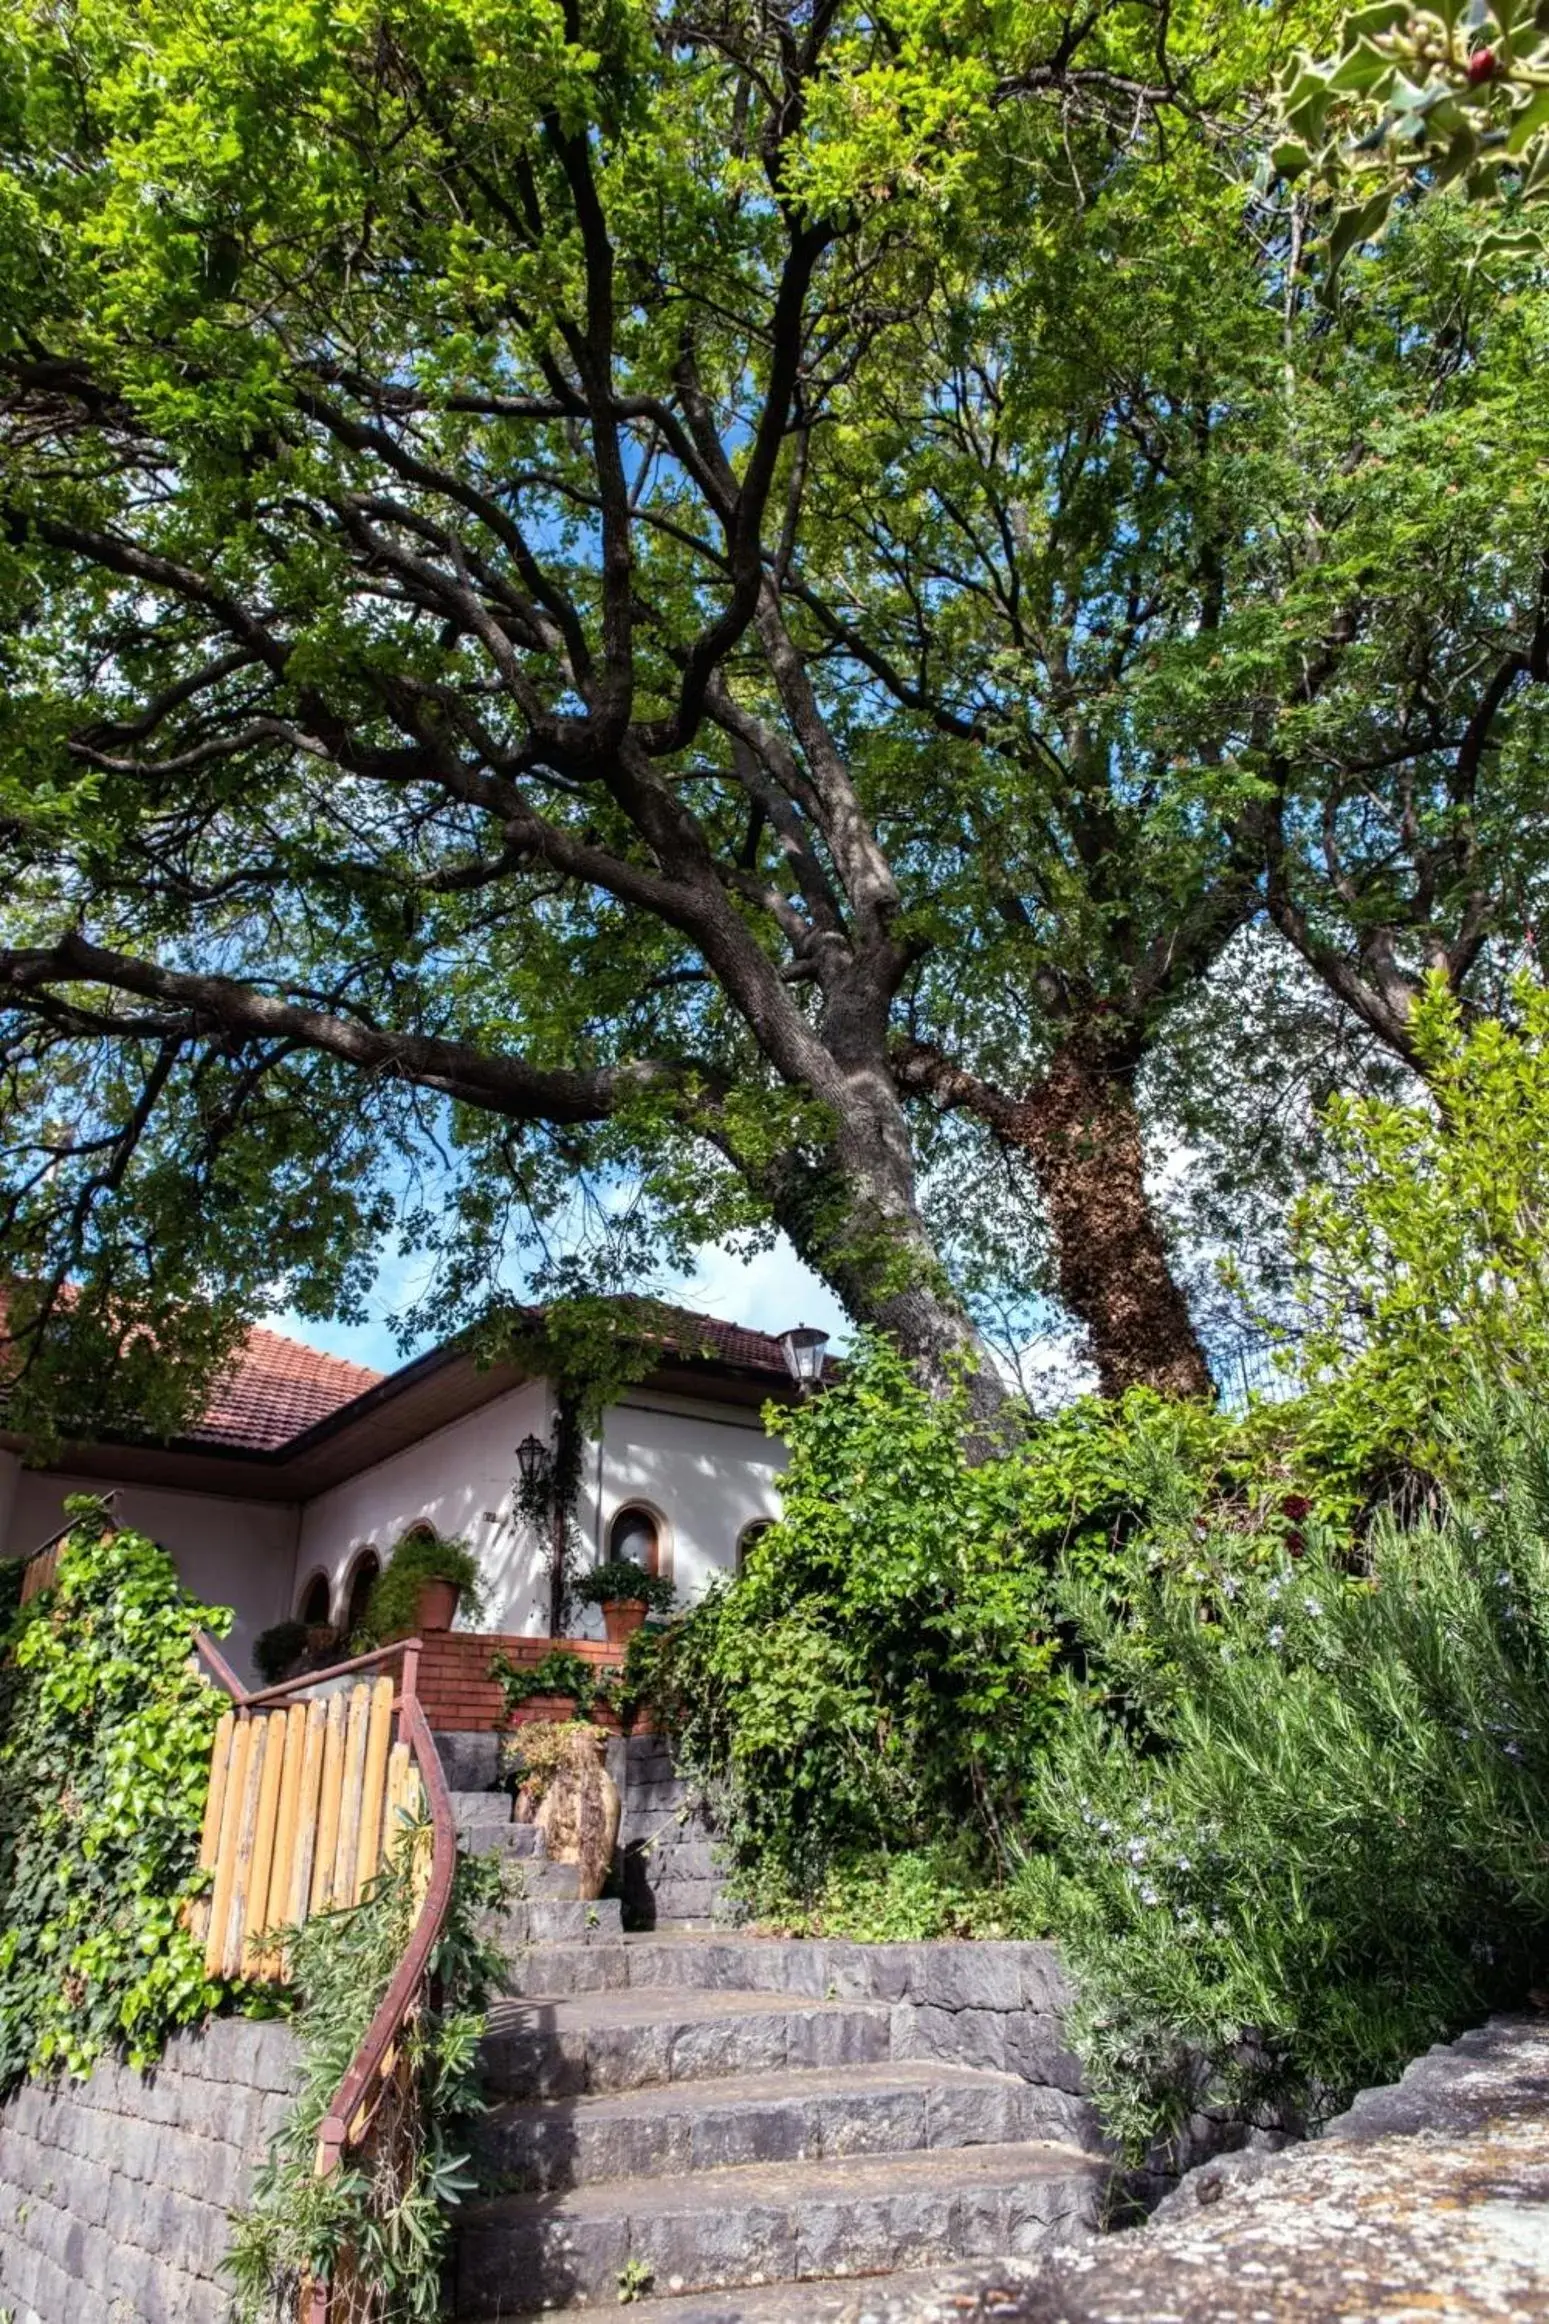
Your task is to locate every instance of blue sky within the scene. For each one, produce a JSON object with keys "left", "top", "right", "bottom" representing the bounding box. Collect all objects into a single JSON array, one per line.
[{"left": 281, "top": 1231, "right": 851, "bottom": 1379}]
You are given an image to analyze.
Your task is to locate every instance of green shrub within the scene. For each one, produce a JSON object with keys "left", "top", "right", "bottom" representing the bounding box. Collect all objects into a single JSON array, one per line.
[
  {"left": 0, "top": 1508, "right": 231, "bottom": 2083},
  {"left": 644, "top": 1337, "right": 1072, "bottom": 1902},
  {"left": 574, "top": 1558, "right": 677, "bottom": 1615},
  {"left": 1281, "top": 971, "right": 1549, "bottom": 1486},
  {"left": 1018, "top": 1382, "right": 1549, "bottom": 2153},
  {"left": 641, "top": 1336, "right": 1372, "bottom": 1918},
  {"left": 756, "top": 1843, "right": 1029, "bottom": 1942},
  {"left": 489, "top": 1646, "right": 623, "bottom": 1722},
  {"left": 357, "top": 1526, "right": 485, "bottom": 1647},
  {"left": 252, "top": 1619, "right": 310, "bottom": 1685}
]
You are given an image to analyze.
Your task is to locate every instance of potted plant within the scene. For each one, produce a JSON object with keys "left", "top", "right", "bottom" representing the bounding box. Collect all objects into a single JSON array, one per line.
[
  {"left": 575, "top": 1558, "right": 676, "bottom": 1646},
  {"left": 357, "top": 1526, "right": 485, "bottom": 1644},
  {"left": 252, "top": 1619, "right": 343, "bottom": 1685}
]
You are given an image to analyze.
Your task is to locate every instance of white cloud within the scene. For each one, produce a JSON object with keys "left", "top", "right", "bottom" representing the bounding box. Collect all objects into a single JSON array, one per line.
[{"left": 661, "top": 1235, "right": 851, "bottom": 1347}]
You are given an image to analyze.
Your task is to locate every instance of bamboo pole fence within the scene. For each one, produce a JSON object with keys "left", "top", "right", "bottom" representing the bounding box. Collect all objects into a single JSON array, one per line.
[{"left": 190, "top": 1672, "right": 424, "bottom": 1981}]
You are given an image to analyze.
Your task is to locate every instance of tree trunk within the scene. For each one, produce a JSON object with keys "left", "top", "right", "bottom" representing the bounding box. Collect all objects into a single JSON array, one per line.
[
  {"left": 734, "top": 1107, "right": 1010, "bottom": 1423},
  {"left": 1007, "top": 1041, "right": 1213, "bottom": 1402}
]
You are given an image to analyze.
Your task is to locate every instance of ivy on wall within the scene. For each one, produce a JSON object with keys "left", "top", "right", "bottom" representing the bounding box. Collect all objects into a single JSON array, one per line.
[
  {"left": 0, "top": 1505, "right": 231, "bottom": 2084},
  {"left": 497, "top": 1296, "right": 711, "bottom": 1632}
]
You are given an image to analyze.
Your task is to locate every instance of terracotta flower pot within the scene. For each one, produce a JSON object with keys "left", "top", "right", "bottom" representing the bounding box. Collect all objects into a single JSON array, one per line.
[
  {"left": 416, "top": 1576, "right": 460, "bottom": 1633},
  {"left": 602, "top": 1598, "right": 649, "bottom": 1647}
]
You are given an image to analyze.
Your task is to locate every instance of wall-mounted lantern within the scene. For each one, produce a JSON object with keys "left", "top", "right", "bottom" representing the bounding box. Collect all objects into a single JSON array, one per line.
[
  {"left": 515, "top": 1432, "right": 552, "bottom": 1495},
  {"left": 779, "top": 1324, "right": 830, "bottom": 1392}
]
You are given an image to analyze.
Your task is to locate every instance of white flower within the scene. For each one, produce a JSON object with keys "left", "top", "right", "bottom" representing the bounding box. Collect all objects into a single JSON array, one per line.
[
  {"left": 1139, "top": 1884, "right": 1159, "bottom": 1906},
  {"left": 1304, "top": 1596, "right": 1324, "bottom": 1618},
  {"left": 1268, "top": 1624, "right": 1285, "bottom": 1649}
]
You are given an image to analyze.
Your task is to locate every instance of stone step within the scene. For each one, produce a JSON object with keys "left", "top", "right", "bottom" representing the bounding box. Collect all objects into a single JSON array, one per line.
[
  {"left": 501, "top": 1935, "right": 1065, "bottom": 2008},
  {"left": 627, "top": 1840, "right": 720, "bottom": 1881},
  {"left": 460, "top": 1820, "right": 546, "bottom": 1861},
  {"left": 474, "top": 2060, "right": 1103, "bottom": 2192},
  {"left": 646, "top": 1879, "right": 724, "bottom": 1923},
  {"left": 460, "top": 2260, "right": 1047, "bottom": 2324},
  {"left": 475, "top": 1849, "right": 578, "bottom": 1894},
  {"left": 479, "top": 1988, "right": 893, "bottom": 2101},
  {"left": 486, "top": 1898, "right": 625, "bottom": 1947},
  {"left": 452, "top": 1789, "right": 517, "bottom": 1832},
  {"left": 455, "top": 2138, "right": 1109, "bottom": 2313},
  {"left": 502, "top": 1939, "right": 635, "bottom": 1996}
]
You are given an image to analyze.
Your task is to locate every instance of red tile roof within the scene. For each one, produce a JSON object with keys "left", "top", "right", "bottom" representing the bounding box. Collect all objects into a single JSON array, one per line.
[
  {"left": 193, "top": 1326, "right": 384, "bottom": 1451},
  {"left": 184, "top": 1301, "right": 811, "bottom": 1455},
  {"left": 641, "top": 1308, "right": 799, "bottom": 1377}
]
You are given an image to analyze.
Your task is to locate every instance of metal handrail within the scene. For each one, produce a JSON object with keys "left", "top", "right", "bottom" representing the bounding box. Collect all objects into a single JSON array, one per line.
[
  {"left": 193, "top": 1629, "right": 458, "bottom": 2324},
  {"left": 193, "top": 1629, "right": 420, "bottom": 1709}
]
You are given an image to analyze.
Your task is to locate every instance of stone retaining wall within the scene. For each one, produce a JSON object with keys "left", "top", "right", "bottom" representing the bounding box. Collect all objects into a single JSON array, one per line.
[{"left": 0, "top": 2017, "right": 300, "bottom": 2324}]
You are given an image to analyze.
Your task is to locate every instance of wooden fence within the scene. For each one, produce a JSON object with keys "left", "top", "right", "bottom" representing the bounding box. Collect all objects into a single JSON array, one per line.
[{"left": 192, "top": 1669, "right": 427, "bottom": 1982}]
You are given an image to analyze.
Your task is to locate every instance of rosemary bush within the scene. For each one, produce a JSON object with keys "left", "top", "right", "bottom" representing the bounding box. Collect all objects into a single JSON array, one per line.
[
  {"left": 1020, "top": 1383, "right": 1549, "bottom": 2152},
  {"left": 227, "top": 1834, "right": 507, "bottom": 2323}
]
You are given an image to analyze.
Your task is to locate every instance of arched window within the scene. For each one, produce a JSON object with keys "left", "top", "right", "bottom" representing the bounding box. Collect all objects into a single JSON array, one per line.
[
  {"left": 343, "top": 1548, "right": 380, "bottom": 1639},
  {"left": 606, "top": 1504, "right": 662, "bottom": 1577},
  {"left": 736, "top": 1520, "right": 772, "bottom": 1577},
  {"left": 296, "top": 1571, "right": 332, "bottom": 1627}
]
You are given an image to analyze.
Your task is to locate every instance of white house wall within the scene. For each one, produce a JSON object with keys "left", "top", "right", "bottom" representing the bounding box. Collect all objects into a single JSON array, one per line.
[
  {"left": 296, "top": 1380, "right": 791, "bottom": 1641},
  {"left": 1, "top": 1373, "right": 793, "bottom": 1672},
  {"left": 571, "top": 1389, "right": 789, "bottom": 1636},
  {"left": 293, "top": 1379, "right": 553, "bottom": 1637},
  {"left": 4, "top": 1468, "right": 299, "bottom": 1682}
]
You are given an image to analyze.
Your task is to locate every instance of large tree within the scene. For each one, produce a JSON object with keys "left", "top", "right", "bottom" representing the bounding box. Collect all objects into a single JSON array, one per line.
[
  {"left": 0, "top": 0, "right": 1264, "bottom": 1420},
  {"left": 2, "top": 0, "right": 1544, "bottom": 1429}
]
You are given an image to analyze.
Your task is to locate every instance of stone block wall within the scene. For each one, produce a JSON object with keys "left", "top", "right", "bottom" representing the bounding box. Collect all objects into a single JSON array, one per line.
[
  {"left": 0, "top": 2017, "right": 300, "bottom": 2324},
  {"left": 607, "top": 1732, "right": 726, "bottom": 1926}
]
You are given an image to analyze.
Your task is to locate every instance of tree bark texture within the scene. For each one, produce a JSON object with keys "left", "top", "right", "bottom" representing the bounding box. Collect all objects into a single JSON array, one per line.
[{"left": 1009, "top": 1042, "right": 1213, "bottom": 1401}]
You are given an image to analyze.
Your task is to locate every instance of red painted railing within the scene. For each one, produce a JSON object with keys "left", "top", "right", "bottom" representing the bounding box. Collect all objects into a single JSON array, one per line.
[
  {"left": 17, "top": 1492, "right": 120, "bottom": 1604},
  {"left": 194, "top": 1630, "right": 458, "bottom": 2324}
]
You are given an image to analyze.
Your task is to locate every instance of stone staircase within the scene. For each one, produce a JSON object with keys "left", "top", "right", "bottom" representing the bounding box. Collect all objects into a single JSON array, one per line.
[
  {"left": 448, "top": 1914, "right": 1116, "bottom": 2317},
  {"left": 451, "top": 1787, "right": 626, "bottom": 1946}
]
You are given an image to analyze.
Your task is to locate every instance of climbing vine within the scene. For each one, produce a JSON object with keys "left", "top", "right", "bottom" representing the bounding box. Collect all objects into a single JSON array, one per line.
[
  {"left": 489, "top": 1646, "right": 625, "bottom": 1722},
  {"left": 497, "top": 1296, "right": 712, "bottom": 1631},
  {"left": 0, "top": 1505, "right": 230, "bottom": 2085}
]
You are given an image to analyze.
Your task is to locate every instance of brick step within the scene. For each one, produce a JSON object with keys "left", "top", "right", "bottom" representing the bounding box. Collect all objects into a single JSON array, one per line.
[
  {"left": 455, "top": 2138, "right": 1109, "bottom": 2313},
  {"left": 479, "top": 1988, "right": 892, "bottom": 2101},
  {"left": 474, "top": 2060, "right": 1103, "bottom": 2192}
]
